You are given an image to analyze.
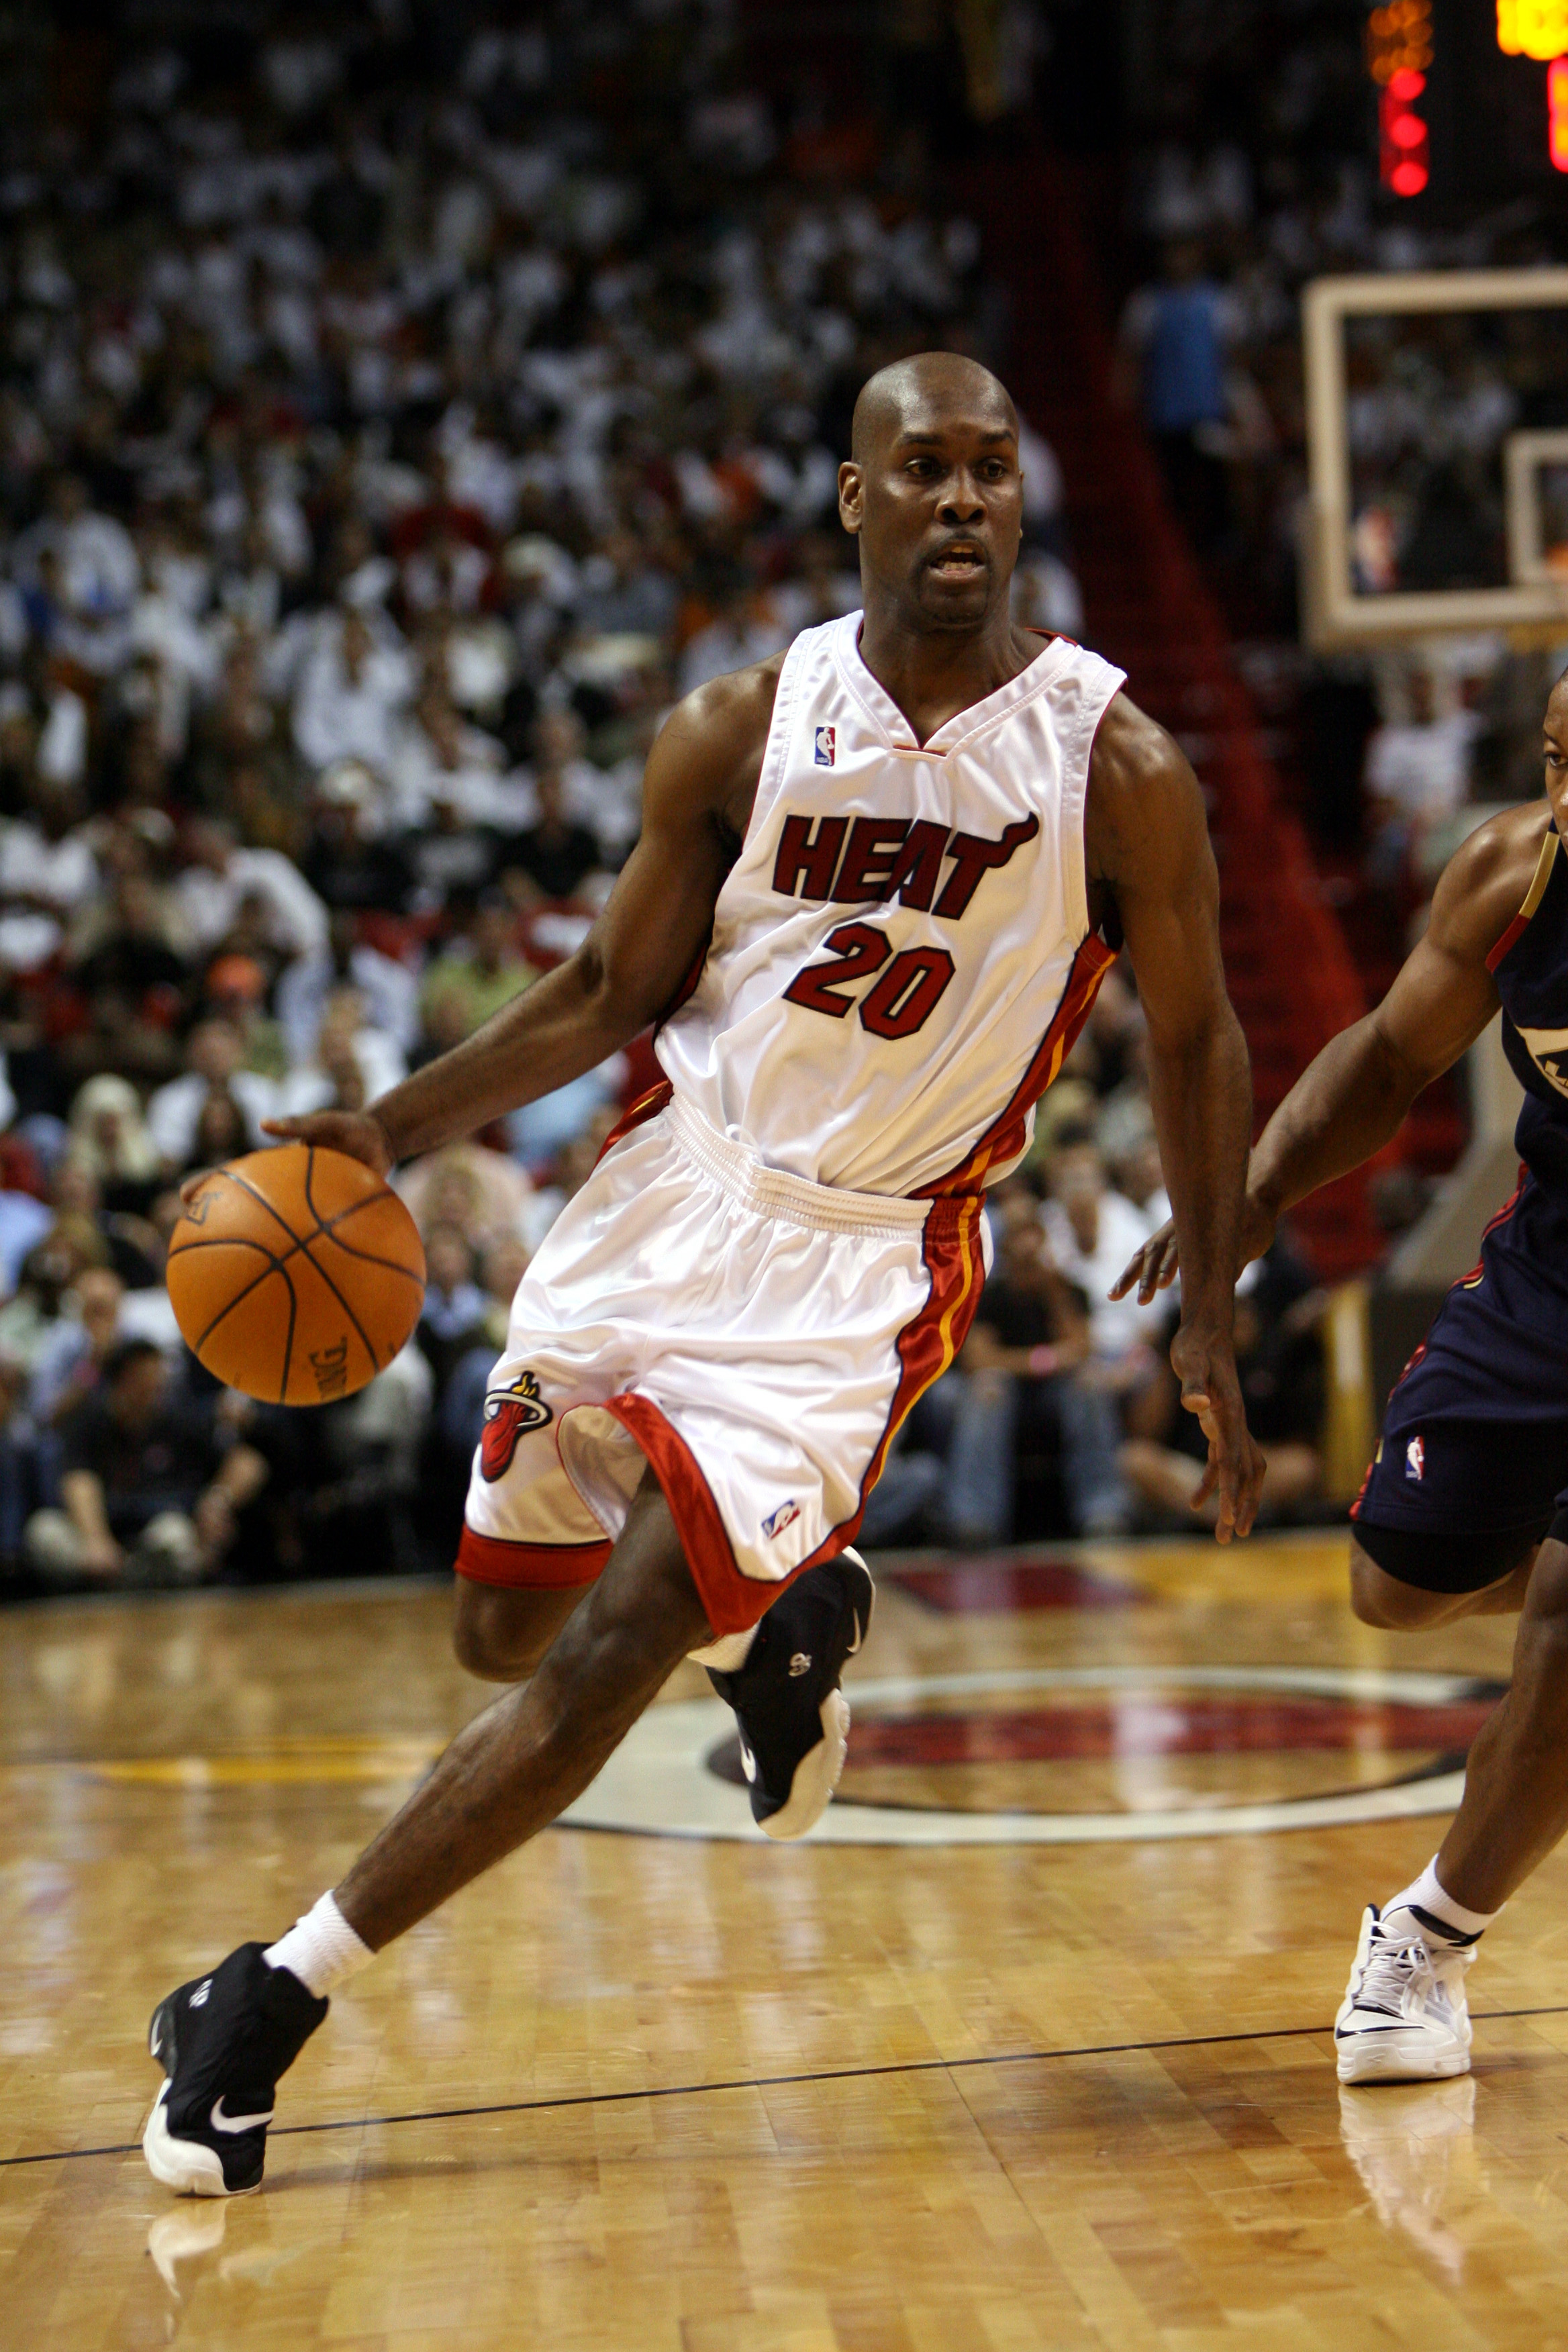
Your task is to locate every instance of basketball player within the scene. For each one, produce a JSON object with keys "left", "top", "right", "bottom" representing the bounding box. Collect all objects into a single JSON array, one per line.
[
  {"left": 142, "top": 351, "right": 1263, "bottom": 2195},
  {"left": 1114, "top": 667, "right": 1568, "bottom": 2085}
]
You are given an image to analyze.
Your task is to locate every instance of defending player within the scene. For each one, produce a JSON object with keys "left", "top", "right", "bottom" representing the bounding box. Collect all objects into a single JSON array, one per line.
[
  {"left": 142, "top": 351, "right": 1263, "bottom": 2196},
  {"left": 1115, "top": 667, "right": 1568, "bottom": 2085}
]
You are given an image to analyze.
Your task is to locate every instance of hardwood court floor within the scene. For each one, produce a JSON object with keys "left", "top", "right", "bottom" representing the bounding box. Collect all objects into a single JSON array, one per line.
[{"left": 5, "top": 1536, "right": 1568, "bottom": 2349}]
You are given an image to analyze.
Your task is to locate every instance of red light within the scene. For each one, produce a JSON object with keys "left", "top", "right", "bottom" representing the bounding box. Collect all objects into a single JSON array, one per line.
[
  {"left": 1551, "top": 56, "right": 1568, "bottom": 172},
  {"left": 1379, "top": 69, "right": 1430, "bottom": 196}
]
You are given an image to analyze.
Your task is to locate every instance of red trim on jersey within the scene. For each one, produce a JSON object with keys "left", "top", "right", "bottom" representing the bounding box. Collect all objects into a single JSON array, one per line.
[
  {"left": 1485, "top": 829, "right": 1559, "bottom": 971},
  {"left": 604, "top": 1392, "right": 767, "bottom": 1636},
  {"left": 603, "top": 1195, "right": 987, "bottom": 1636},
  {"left": 1349, "top": 1172, "right": 1526, "bottom": 1521},
  {"left": 1486, "top": 913, "right": 1530, "bottom": 973},
  {"left": 454, "top": 1527, "right": 611, "bottom": 1587},
  {"left": 919, "top": 933, "right": 1117, "bottom": 1195},
  {"left": 596, "top": 1079, "right": 674, "bottom": 1161}
]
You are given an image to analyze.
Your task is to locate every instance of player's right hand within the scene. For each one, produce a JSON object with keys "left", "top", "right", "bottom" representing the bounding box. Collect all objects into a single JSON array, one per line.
[
  {"left": 260, "top": 1112, "right": 397, "bottom": 1179},
  {"left": 1108, "top": 1191, "right": 1277, "bottom": 1306},
  {"left": 178, "top": 1114, "right": 398, "bottom": 1205}
]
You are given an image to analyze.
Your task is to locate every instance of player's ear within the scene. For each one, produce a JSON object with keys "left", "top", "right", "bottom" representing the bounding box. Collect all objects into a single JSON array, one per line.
[{"left": 838, "top": 460, "right": 864, "bottom": 536}]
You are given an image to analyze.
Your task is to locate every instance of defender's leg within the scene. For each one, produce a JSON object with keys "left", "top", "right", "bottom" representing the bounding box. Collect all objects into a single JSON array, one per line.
[
  {"left": 1436, "top": 1532, "right": 1568, "bottom": 1913},
  {"left": 1336, "top": 1519, "right": 1548, "bottom": 2085},
  {"left": 1348, "top": 1531, "right": 1538, "bottom": 1628}
]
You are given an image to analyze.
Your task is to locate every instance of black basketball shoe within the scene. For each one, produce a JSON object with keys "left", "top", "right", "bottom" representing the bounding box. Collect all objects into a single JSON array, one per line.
[
  {"left": 144, "top": 1943, "right": 328, "bottom": 2196},
  {"left": 707, "top": 1549, "right": 873, "bottom": 1839}
]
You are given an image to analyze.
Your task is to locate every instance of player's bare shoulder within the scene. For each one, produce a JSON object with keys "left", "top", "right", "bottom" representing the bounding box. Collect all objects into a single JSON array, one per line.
[
  {"left": 1083, "top": 689, "right": 1208, "bottom": 889},
  {"left": 1426, "top": 798, "right": 1556, "bottom": 971},
  {"left": 644, "top": 652, "right": 787, "bottom": 844}
]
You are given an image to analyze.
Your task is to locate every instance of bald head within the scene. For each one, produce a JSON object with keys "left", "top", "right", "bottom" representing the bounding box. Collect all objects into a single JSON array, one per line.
[
  {"left": 839, "top": 351, "right": 1024, "bottom": 638},
  {"left": 850, "top": 352, "right": 1017, "bottom": 465}
]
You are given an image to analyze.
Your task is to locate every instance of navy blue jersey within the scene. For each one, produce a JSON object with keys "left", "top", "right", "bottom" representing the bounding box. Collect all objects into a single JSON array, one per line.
[{"left": 1490, "top": 824, "right": 1568, "bottom": 1193}]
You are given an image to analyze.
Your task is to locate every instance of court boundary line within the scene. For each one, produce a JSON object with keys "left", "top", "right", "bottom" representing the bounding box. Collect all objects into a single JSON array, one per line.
[{"left": 8, "top": 2000, "right": 1568, "bottom": 2171}]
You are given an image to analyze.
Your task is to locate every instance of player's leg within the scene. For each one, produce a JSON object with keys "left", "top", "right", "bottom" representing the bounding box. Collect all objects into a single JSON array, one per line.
[
  {"left": 452, "top": 1580, "right": 585, "bottom": 1680},
  {"left": 143, "top": 1465, "right": 710, "bottom": 2196},
  {"left": 1347, "top": 1528, "right": 1538, "bottom": 1628},
  {"left": 1432, "top": 1526, "right": 1568, "bottom": 1912},
  {"left": 1332, "top": 1231, "right": 1568, "bottom": 2084}
]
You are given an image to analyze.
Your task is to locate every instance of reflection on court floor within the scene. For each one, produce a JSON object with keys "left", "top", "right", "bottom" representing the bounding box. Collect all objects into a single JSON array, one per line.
[{"left": 5, "top": 1535, "right": 1568, "bottom": 2351}]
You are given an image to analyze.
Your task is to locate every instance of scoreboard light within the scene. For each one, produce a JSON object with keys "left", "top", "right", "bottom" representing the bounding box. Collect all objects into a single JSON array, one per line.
[
  {"left": 1497, "top": 0, "right": 1568, "bottom": 60},
  {"left": 1495, "top": 2, "right": 1568, "bottom": 175},
  {"left": 1380, "top": 68, "right": 1431, "bottom": 194},
  {"left": 1551, "top": 54, "right": 1568, "bottom": 164},
  {"left": 1367, "top": 0, "right": 1434, "bottom": 80},
  {"left": 1369, "top": 5, "right": 1432, "bottom": 195}
]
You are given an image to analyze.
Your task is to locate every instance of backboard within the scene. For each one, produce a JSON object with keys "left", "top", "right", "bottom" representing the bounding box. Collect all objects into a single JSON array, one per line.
[{"left": 1302, "top": 268, "right": 1568, "bottom": 650}]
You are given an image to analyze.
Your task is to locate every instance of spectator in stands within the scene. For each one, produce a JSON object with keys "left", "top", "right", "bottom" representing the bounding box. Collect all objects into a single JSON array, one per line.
[
  {"left": 1041, "top": 1128, "right": 1163, "bottom": 1369},
  {"left": 1121, "top": 1246, "right": 1326, "bottom": 1528},
  {"left": 26, "top": 1338, "right": 266, "bottom": 1586},
  {"left": 174, "top": 818, "right": 328, "bottom": 963},
  {"left": 415, "top": 1223, "right": 492, "bottom": 1398},
  {"left": 146, "top": 1019, "right": 277, "bottom": 1171},
  {"left": 277, "top": 909, "right": 420, "bottom": 1066},
  {"left": 66, "top": 1077, "right": 162, "bottom": 1218},
  {"left": 503, "top": 768, "right": 604, "bottom": 905},
  {"left": 420, "top": 897, "right": 538, "bottom": 1042},
  {"left": 942, "top": 1191, "right": 1129, "bottom": 1542},
  {"left": 30, "top": 1265, "right": 126, "bottom": 1425},
  {"left": 1120, "top": 240, "right": 1236, "bottom": 552}
]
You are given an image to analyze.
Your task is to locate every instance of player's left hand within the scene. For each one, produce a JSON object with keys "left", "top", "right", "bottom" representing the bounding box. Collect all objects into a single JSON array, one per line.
[{"left": 1169, "top": 1324, "right": 1265, "bottom": 1544}]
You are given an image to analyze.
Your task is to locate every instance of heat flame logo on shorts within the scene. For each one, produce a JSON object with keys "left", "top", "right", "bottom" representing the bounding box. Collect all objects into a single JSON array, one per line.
[{"left": 479, "top": 1371, "right": 553, "bottom": 1481}]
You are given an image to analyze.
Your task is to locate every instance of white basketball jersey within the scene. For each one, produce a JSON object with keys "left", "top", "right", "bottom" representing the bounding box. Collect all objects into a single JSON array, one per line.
[{"left": 655, "top": 612, "right": 1128, "bottom": 1197}]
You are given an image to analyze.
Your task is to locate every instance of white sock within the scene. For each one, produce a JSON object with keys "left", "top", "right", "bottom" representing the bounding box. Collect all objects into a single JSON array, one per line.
[
  {"left": 688, "top": 1626, "right": 758, "bottom": 1673},
  {"left": 1386, "top": 1857, "right": 1499, "bottom": 1941},
  {"left": 262, "top": 1892, "right": 375, "bottom": 1998}
]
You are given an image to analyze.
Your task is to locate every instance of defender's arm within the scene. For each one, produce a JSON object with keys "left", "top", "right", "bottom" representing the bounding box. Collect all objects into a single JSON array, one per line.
[
  {"left": 1085, "top": 695, "right": 1263, "bottom": 1540},
  {"left": 260, "top": 662, "right": 782, "bottom": 1178},
  {"left": 1114, "top": 805, "right": 1544, "bottom": 1301}
]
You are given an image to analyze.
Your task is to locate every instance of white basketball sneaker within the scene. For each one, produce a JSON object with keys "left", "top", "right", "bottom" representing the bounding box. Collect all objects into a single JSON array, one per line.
[{"left": 1334, "top": 1902, "right": 1476, "bottom": 2085}]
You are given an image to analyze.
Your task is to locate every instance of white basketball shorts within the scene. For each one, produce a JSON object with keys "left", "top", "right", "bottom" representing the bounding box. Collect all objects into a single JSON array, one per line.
[{"left": 456, "top": 1084, "right": 987, "bottom": 1636}]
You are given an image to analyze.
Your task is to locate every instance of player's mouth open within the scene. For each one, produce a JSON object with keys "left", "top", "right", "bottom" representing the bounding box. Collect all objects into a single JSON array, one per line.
[{"left": 928, "top": 544, "right": 986, "bottom": 575}]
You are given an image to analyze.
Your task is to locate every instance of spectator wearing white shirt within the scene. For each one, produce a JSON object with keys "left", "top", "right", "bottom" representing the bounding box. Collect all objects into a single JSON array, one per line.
[
  {"left": 276, "top": 910, "right": 420, "bottom": 1064},
  {"left": 0, "top": 779, "right": 98, "bottom": 972},
  {"left": 293, "top": 602, "right": 413, "bottom": 777},
  {"left": 173, "top": 817, "right": 329, "bottom": 961},
  {"left": 146, "top": 1020, "right": 279, "bottom": 1171},
  {"left": 273, "top": 987, "right": 407, "bottom": 1120},
  {"left": 1040, "top": 1132, "right": 1165, "bottom": 1364}
]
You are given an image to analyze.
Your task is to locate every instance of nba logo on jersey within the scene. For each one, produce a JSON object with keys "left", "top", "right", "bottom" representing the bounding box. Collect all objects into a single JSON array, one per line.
[
  {"left": 1405, "top": 1435, "right": 1425, "bottom": 1481},
  {"left": 813, "top": 724, "right": 835, "bottom": 767},
  {"left": 761, "top": 1499, "right": 801, "bottom": 1540}
]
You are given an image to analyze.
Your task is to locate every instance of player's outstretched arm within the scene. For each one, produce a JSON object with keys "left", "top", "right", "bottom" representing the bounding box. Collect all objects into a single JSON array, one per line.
[
  {"left": 1086, "top": 695, "right": 1263, "bottom": 1541},
  {"left": 260, "top": 661, "right": 783, "bottom": 1177},
  {"left": 1110, "top": 803, "right": 1540, "bottom": 1305}
]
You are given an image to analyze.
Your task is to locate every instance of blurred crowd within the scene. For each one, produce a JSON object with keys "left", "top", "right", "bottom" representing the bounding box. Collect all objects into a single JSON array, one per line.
[
  {"left": 0, "top": 2, "right": 1340, "bottom": 1594},
  {"left": 1115, "top": 0, "right": 1568, "bottom": 976}
]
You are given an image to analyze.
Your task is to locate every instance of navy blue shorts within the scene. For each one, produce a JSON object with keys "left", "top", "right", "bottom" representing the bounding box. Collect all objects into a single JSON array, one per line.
[{"left": 1354, "top": 1171, "right": 1568, "bottom": 1591}]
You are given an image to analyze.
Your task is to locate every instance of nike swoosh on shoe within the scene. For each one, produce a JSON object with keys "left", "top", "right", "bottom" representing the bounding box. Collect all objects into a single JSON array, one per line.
[{"left": 210, "top": 2097, "right": 274, "bottom": 2134}]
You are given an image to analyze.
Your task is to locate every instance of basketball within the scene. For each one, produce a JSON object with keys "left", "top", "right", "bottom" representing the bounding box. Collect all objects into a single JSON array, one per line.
[{"left": 166, "top": 1144, "right": 426, "bottom": 1408}]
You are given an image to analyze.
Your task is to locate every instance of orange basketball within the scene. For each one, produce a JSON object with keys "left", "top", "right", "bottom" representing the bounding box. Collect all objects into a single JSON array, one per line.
[{"left": 166, "top": 1144, "right": 427, "bottom": 1407}]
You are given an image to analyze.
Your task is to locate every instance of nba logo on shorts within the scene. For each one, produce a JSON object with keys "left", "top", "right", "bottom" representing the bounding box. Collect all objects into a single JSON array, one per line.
[
  {"left": 814, "top": 724, "right": 835, "bottom": 767},
  {"left": 1405, "top": 1434, "right": 1425, "bottom": 1481},
  {"left": 761, "top": 1499, "right": 801, "bottom": 1540}
]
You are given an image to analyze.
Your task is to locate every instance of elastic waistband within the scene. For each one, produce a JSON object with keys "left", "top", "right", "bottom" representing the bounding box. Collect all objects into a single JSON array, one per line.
[{"left": 665, "top": 1092, "right": 930, "bottom": 1238}]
